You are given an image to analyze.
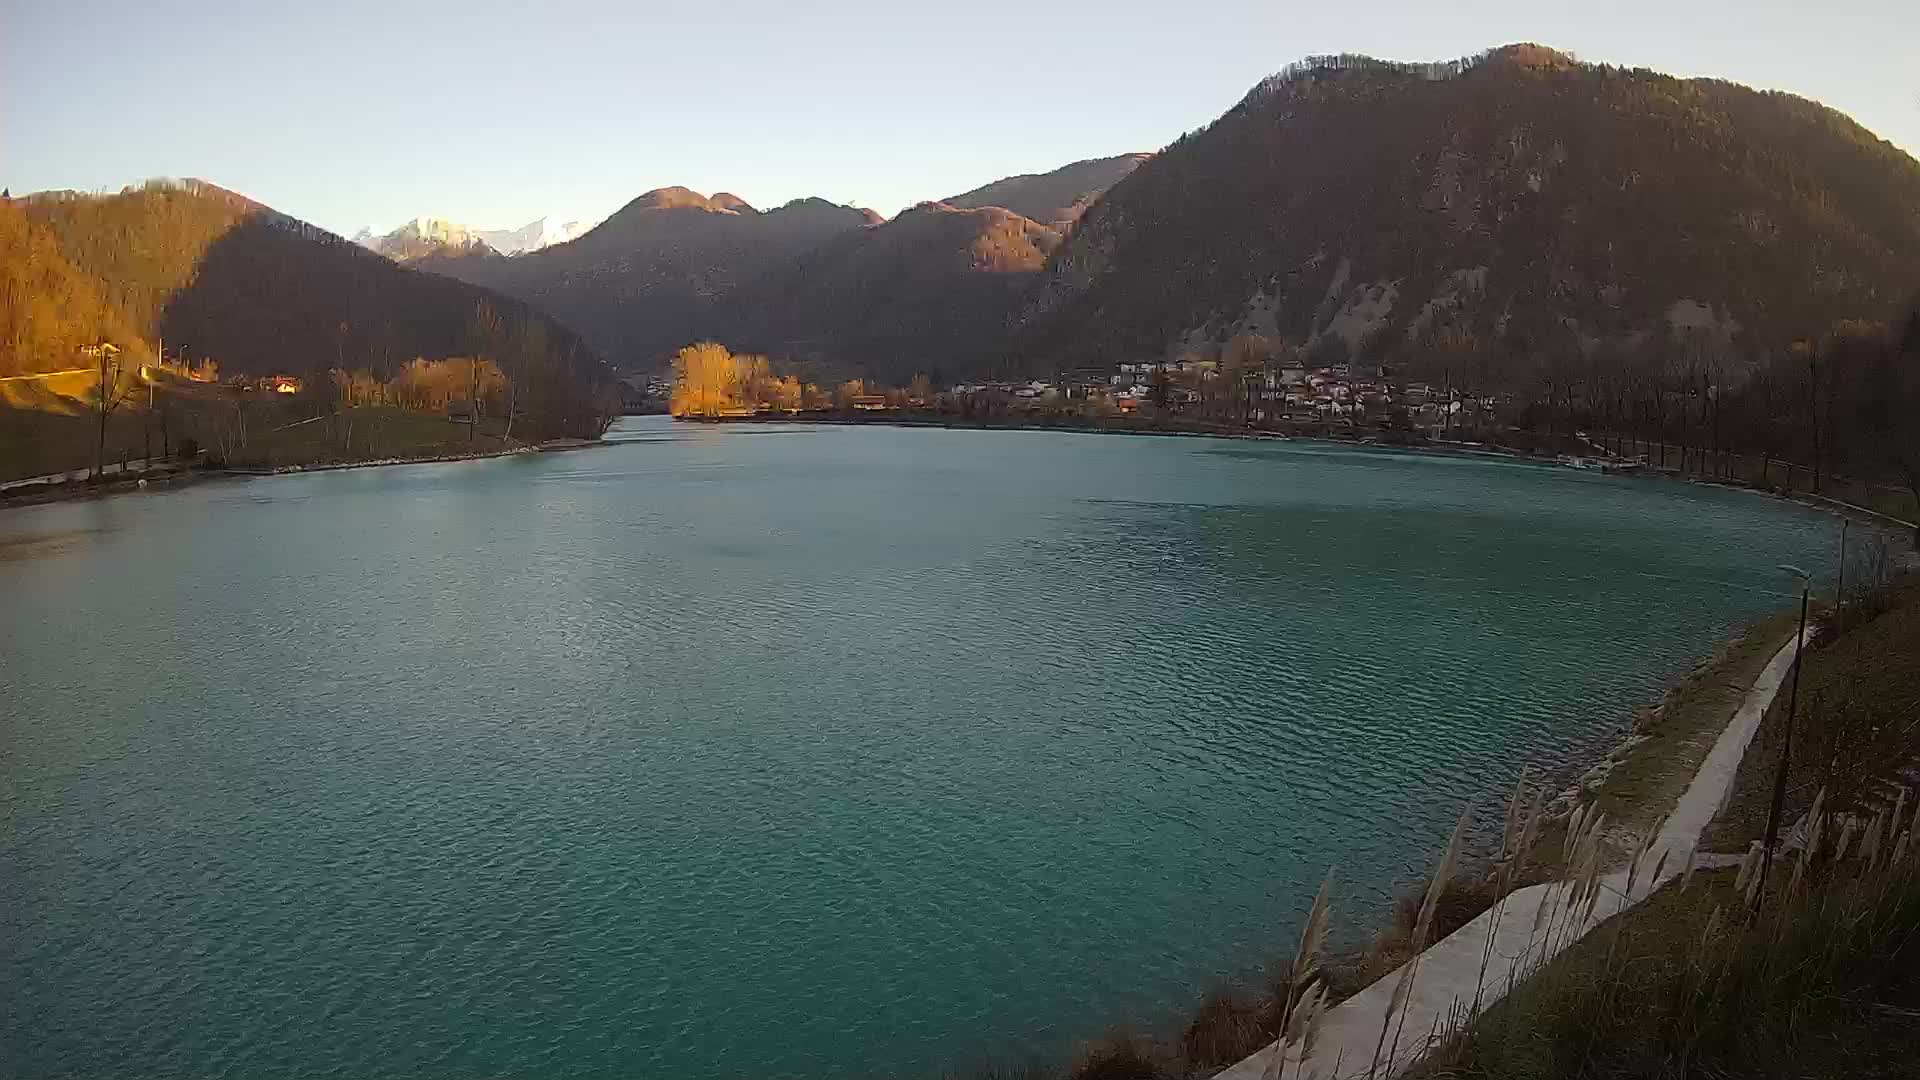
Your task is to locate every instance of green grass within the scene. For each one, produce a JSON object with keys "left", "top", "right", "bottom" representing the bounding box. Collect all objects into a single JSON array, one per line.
[
  {"left": 2, "top": 389, "right": 518, "bottom": 482},
  {"left": 1418, "top": 863, "right": 1920, "bottom": 1080},
  {"left": 1460, "top": 614, "right": 1800, "bottom": 903},
  {"left": 0, "top": 407, "right": 150, "bottom": 481},
  {"left": 1587, "top": 616, "right": 1801, "bottom": 835},
  {"left": 931, "top": 580, "right": 1910, "bottom": 1080},
  {"left": 235, "top": 407, "right": 514, "bottom": 469},
  {"left": 1418, "top": 584, "right": 1920, "bottom": 1080},
  {"left": 1701, "top": 583, "right": 1920, "bottom": 854}
]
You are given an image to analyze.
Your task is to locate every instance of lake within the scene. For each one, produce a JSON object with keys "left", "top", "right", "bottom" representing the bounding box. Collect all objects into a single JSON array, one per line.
[{"left": 0, "top": 417, "right": 1838, "bottom": 1079}]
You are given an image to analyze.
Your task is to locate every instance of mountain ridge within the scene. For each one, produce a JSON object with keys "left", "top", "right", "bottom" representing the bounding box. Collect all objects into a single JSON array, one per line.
[
  {"left": 420, "top": 163, "right": 1139, "bottom": 369},
  {"left": 352, "top": 45, "right": 1919, "bottom": 383},
  {"left": 420, "top": 187, "right": 886, "bottom": 363},
  {"left": 1014, "top": 44, "right": 1920, "bottom": 375},
  {"left": 945, "top": 153, "right": 1151, "bottom": 228},
  {"left": 714, "top": 201, "right": 1062, "bottom": 378}
]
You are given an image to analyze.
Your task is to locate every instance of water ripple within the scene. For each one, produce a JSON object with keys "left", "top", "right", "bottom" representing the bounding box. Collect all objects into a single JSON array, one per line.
[{"left": 0, "top": 418, "right": 1840, "bottom": 1080}]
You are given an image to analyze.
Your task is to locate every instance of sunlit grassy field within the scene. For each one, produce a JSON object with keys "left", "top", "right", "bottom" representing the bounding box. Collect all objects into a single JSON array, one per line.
[{"left": 2, "top": 377, "right": 515, "bottom": 483}]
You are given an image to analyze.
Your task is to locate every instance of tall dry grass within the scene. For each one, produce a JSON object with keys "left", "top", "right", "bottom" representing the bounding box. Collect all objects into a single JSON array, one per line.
[{"left": 1420, "top": 786, "right": 1920, "bottom": 1080}]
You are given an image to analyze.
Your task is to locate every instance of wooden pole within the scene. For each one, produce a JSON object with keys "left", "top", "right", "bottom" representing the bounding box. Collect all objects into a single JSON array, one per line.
[
  {"left": 1835, "top": 519, "right": 1849, "bottom": 629},
  {"left": 1755, "top": 584, "right": 1810, "bottom": 916}
]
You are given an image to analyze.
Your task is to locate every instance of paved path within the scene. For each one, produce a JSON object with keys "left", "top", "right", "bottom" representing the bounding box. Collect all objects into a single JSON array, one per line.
[
  {"left": 0, "top": 368, "right": 91, "bottom": 382},
  {"left": 0, "top": 458, "right": 165, "bottom": 492},
  {"left": 1218, "top": 630, "right": 1807, "bottom": 1080}
]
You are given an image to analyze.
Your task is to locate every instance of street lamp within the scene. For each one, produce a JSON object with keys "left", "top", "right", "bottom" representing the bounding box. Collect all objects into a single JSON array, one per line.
[
  {"left": 1754, "top": 563, "right": 1811, "bottom": 913},
  {"left": 80, "top": 342, "right": 123, "bottom": 481}
]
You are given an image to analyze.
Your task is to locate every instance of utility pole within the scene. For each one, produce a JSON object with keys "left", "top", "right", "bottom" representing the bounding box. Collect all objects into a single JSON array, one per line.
[
  {"left": 1835, "top": 520, "right": 1849, "bottom": 630},
  {"left": 1755, "top": 564, "right": 1811, "bottom": 916},
  {"left": 146, "top": 339, "right": 159, "bottom": 466}
]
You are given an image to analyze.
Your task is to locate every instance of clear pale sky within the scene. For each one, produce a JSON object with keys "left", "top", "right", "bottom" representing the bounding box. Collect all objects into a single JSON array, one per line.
[{"left": 5, "top": 0, "right": 1916, "bottom": 238}]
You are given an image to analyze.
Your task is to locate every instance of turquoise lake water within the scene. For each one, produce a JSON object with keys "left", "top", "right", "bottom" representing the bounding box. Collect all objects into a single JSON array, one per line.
[{"left": 0, "top": 417, "right": 1838, "bottom": 1078}]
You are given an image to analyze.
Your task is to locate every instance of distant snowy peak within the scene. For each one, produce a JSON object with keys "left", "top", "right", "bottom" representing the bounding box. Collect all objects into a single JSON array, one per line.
[
  {"left": 357, "top": 215, "right": 590, "bottom": 260},
  {"left": 477, "top": 216, "right": 589, "bottom": 255}
]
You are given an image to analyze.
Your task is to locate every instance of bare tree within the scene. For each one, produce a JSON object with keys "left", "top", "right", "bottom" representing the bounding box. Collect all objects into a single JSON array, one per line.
[
  {"left": 83, "top": 342, "right": 128, "bottom": 481},
  {"left": 506, "top": 317, "right": 546, "bottom": 445},
  {"left": 1804, "top": 341, "right": 1824, "bottom": 494},
  {"left": 471, "top": 302, "right": 504, "bottom": 443}
]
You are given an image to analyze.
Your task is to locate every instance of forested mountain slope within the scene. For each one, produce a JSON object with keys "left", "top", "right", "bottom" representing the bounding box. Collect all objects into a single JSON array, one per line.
[
  {"left": 425, "top": 188, "right": 877, "bottom": 364},
  {"left": 1017, "top": 45, "right": 1920, "bottom": 373},
  {"left": 422, "top": 155, "right": 1150, "bottom": 372},
  {"left": 1, "top": 180, "right": 613, "bottom": 437},
  {"left": 945, "top": 153, "right": 1150, "bottom": 229},
  {"left": 716, "top": 201, "right": 1062, "bottom": 380}
]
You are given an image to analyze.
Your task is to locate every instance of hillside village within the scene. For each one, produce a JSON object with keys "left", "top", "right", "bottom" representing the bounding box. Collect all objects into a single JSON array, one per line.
[
  {"left": 952, "top": 356, "right": 1498, "bottom": 430},
  {"left": 653, "top": 342, "right": 1511, "bottom": 444}
]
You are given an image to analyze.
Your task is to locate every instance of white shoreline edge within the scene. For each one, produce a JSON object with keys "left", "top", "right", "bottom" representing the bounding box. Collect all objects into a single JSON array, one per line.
[{"left": 1217, "top": 630, "right": 1808, "bottom": 1080}]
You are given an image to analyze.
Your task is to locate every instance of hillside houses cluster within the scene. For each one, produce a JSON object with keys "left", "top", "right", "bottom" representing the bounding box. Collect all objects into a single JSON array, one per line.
[{"left": 952, "top": 358, "right": 1502, "bottom": 429}]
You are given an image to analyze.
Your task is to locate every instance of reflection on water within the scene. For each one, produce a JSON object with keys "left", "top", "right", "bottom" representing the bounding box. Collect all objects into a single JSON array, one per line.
[
  {"left": 0, "top": 417, "right": 1839, "bottom": 1080},
  {"left": 0, "top": 527, "right": 100, "bottom": 562}
]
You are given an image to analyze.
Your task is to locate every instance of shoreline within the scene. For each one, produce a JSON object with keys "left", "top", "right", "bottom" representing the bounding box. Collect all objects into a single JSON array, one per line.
[
  {"left": 1683, "top": 474, "right": 1919, "bottom": 532},
  {"left": 4, "top": 412, "right": 1861, "bottom": 1078},
  {"left": 682, "top": 412, "right": 1919, "bottom": 534},
  {"left": 0, "top": 438, "right": 607, "bottom": 513},
  {"left": 684, "top": 410, "right": 1900, "bottom": 872},
  {"left": 1370, "top": 610, "right": 1800, "bottom": 958},
  {"left": 1219, "top": 625, "right": 1813, "bottom": 1080},
  {"left": 216, "top": 443, "right": 541, "bottom": 476},
  {"left": 989, "top": 607, "right": 1813, "bottom": 1080},
  {"left": 676, "top": 410, "right": 1716, "bottom": 479}
]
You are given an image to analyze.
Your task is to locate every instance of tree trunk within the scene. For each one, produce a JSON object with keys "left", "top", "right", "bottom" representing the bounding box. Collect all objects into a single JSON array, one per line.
[
  {"left": 1808, "top": 354, "right": 1823, "bottom": 495},
  {"left": 1677, "top": 393, "right": 1689, "bottom": 474},
  {"left": 93, "top": 353, "right": 111, "bottom": 482}
]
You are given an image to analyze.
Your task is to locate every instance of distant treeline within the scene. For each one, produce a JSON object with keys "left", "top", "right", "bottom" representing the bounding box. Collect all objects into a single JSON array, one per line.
[
  {"left": 1500, "top": 304, "right": 1920, "bottom": 511},
  {"left": 669, "top": 342, "right": 931, "bottom": 415}
]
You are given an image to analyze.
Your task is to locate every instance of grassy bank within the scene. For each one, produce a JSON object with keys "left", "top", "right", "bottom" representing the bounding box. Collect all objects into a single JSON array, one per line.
[
  {"left": 936, "top": 603, "right": 1833, "bottom": 1080},
  {"left": 0, "top": 412, "right": 590, "bottom": 515},
  {"left": 1416, "top": 861, "right": 1920, "bottom": 1079},
  {"left": 216, "top": 407, "right": 522, "bottom": 471},
  {"left": 1339, "top": 613, "right": 1801, "bottom": 993},
  {"left": 1700, "top": 582, "right": 1920, "bottom": 856},
  {"left": 1, "top": 370, "right": 533, "bottom": 484},
  {"left": 1532, "top": 616, "right": 1802, "bottom": 868},
  {"left": 1410, "top": 581, "right": 1920, "bottom": 1080}
]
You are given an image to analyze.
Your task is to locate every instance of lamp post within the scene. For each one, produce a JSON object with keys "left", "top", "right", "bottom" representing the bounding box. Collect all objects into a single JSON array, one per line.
[
  {"left": 1754, "top": 563, "right": 1811, "bottom": 913},
  {"left": 80, "top": 342, "right": 122, "bottom": 481}
]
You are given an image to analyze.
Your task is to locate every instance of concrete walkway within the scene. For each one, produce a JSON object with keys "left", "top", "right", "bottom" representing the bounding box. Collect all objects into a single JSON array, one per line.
[
  {"left": 0, "top": 367, "right": 91, "bottom": 382},
  {"left": 1218, "top": 630, "right": 1807, "bottom": 1080},
  {"left": 0, "top": 457, "right": 166, "bottom": 492}
]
